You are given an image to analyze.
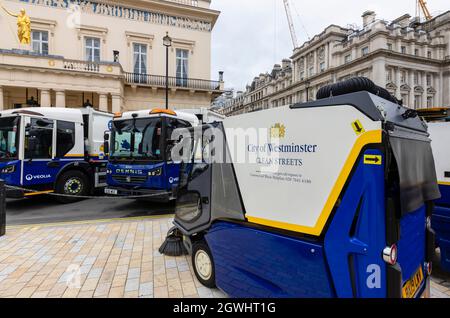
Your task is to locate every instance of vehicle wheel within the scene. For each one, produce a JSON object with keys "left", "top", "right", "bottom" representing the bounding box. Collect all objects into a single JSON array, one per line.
[
  {"left": 55, "top": 170, "right": 89, "bottom": 204},
  {"left": 192, "top": 240, "right": 216, "bottom": 288}
]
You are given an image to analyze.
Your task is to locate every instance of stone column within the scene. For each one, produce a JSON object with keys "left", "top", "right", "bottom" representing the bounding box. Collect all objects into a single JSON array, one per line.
[
  {"left": 437, "top": 72, "right": 443, "bottom": 106},
  {"left": 372, "top": 57, "right": 386, "bottom": 88},
  {"left": 40, "top": 89, "right": 51, "bottom": 107},
  {"left": 99, "top": 93, "right": 108, "bottom": 112},
  {"left": 409, "top": 70, "right": 415, "bottom": 109},
  {"left": 446, "top": 31, "right": 450, "bottom": 58},
  {"left": 395, "top": 67, "right": 402, "bottom": 99},
  {"left": 0, "top": 86, "right": 4, "bottom": 110},
  {"left": 55, "top": 90, "right": 66, "bottom": 108},
  {"left": 421, "top": 72, "right": 428, "bottom": 108},
  {"left": 111, "top": 94, "right": 122, "bottom": 113}
]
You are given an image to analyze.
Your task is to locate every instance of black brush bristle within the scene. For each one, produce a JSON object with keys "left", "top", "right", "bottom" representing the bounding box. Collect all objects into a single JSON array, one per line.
[{"left": 159, "top": 230, "right": 188, "bottom": 257}]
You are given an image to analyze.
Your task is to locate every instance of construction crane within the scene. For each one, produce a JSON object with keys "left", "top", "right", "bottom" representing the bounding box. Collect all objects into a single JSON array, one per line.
[
  {"left": 283, "top": 0, "right": 299, "bottom": 49},
  {"left": 418, "top": 0, "right": 432, "bottom": 21}
]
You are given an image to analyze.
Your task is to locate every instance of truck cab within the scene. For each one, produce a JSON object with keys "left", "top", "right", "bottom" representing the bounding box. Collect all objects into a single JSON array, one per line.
[
  {"left": 0, "top": 107, "right": 112, "bottom": 202},
  {"left": 104, "top": 109, "right": 200, "bottom": 201}
]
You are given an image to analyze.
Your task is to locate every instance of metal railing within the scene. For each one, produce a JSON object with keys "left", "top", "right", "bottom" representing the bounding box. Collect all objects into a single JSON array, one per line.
[
  {"left": 125, "top": 72, "right": 221, "bottom": 91},
  {"left": 63, "top": 60, "right": 100, "bottom": 73}
]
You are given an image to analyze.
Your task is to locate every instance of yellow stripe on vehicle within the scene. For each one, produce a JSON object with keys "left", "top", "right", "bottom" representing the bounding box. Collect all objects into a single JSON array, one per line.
[
  {"left": 24, "top": 190, "right": 55, "bottom": 197},
  {"left": 438, "top": 181, "right": 450, "bottom": 186},
  {"left": 246, "top": 129, "right": 382, "bottom": 236}
]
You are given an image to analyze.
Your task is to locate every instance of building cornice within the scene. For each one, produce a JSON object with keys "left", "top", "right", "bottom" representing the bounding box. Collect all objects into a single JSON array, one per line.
[
  {"left": 5, "top": 0, "right": 219, "bottom": 32},
  {"left": 102, "top": 0, "right": 220, "bottom": 27}
]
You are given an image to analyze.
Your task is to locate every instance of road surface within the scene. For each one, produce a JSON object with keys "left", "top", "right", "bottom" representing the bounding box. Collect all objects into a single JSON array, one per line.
[{"left": 5, "top": 195, "right": 175, "bottom": 225}]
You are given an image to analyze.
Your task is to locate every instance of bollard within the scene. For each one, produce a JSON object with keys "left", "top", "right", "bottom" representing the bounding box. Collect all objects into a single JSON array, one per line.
[{"left": 0, "top": 180, "right": 5, "bottom": 237}]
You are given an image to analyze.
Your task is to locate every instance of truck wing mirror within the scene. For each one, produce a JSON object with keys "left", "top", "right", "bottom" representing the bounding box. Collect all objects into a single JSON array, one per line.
[
  {"left": 36, "top": 118, "right": 52, "bottom": 127},
  {"left": 103, "top": 133, "right": 110, "bottom": 154}
]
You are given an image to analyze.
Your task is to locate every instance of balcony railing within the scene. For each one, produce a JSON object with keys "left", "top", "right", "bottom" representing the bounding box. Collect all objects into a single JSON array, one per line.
[
  {"left": 125, "top": 72, "right": 221, "bottom": 91},
  {"left": 63, "top": 60, "right": 100, "bottom": 72}
]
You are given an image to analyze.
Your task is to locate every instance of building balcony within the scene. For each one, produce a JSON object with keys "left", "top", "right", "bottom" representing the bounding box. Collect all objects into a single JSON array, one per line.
[
  {"left": 0, "top": 49, "right": 123, "bottom": 77},
  {"left": 124, "top": 72, "right": 224, "bottom": 92}
]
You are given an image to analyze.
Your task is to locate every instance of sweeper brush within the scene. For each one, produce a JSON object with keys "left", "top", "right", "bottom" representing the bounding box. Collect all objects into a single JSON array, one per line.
[{"left": 159, "top": 227, "right": 188, "bottom": 257}]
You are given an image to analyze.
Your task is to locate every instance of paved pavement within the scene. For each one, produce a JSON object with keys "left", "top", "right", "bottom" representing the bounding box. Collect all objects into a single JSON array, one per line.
[
  {"left": 6, "top": 196, "right": 175, "bottom": 225},
  {"left": 0, "top": 215, "right": 449, "bottom": 298},
  {"left": 0, "top": 216, "right": 226, "bottom": 298}
]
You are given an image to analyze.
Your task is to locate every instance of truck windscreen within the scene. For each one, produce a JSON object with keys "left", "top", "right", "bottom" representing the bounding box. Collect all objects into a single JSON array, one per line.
[
  {"left": 0, "top": 116, "right": 19, "bottom": 161},
  {"left": 110, "top": 118, "right": 163, "bottom": 161}
]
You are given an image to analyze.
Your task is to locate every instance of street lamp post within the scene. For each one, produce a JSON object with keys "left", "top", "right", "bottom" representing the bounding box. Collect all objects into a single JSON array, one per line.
[{"left": 163, "top": 32, "right": 172, "bottom": 110}]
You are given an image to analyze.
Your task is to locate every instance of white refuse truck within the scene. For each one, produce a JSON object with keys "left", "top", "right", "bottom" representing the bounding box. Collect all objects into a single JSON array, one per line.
[{"left": 0, "top": 107, "right": 113, "bottom": 202}]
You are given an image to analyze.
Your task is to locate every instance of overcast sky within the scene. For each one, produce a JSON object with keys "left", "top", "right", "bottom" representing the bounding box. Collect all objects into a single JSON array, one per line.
[{"left": 210, "top": 0, "right": 449, "bottom": 91}]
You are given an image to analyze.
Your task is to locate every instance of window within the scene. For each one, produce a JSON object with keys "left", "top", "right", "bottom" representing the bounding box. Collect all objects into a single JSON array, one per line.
[
  {"left": 387, "top": 43, "right": 393, "bottom": 51},
  {"left": 319, "top": 62, "right": 325, "bottom": 72},
  {"left": 401, "top": 46, "right": 407, "bottom": 54},
  {"left": 427, "top": 51, "right": 432, "bottom": 59},
  {"left": 0, "top": 117, "right": 19, "bottom": 160},
  {"left": 414, "top": 72, "right": 418, "bottom": 85},
  {"left": 31, "top": 30, "right": 49, "bottom": 55},
  {"left": 426, "top": 74, "right": 432, "bottom": 86},
  {"left": 176, "top": 49, "right": 189, "bottom": 87},
  {"left": 427, "top": 96, "right": 433, "bottom": 108},
  {"left": 25, "top": 118, "right": 53, "bottom": 159},
  {"left": 344, "top": 54, "right": 352, "bottom": 63},
  {"left": 414, "top": 96, "right": 420, "bottom": 109},
  {"left": 300, "top": 71, "right": 305, "bottom": 80},
  {"left": 85, "top": 37, "right": 100, "bottom": 62},
  {"left": 401, "top": 71, "right": 406, "bottom": 84},
  {"left": 56, "top": 121, "right": 75, "bottom": 158},
  {"left": 361, "top": 47, "right": 369, "bottom": 56},
  {"left": 308, "top": 66, "right": 314, "bottom": 76},
  {"left": 111, "top": 118, "right": 163, "bottom": 161},
  {"left": 414, "top": 49, "right": 419, "bottom": 56},
  {"left": 386, "top": 69, "right": 392, "bottom": 82},
  {"left": 133, "top": 43, "right": 147, "bottom": 74}
]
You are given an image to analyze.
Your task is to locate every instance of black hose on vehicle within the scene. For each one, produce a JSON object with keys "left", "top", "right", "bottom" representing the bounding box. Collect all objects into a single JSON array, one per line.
[{"left": 316, "top": 77, "right": 402, "bottom": 105}]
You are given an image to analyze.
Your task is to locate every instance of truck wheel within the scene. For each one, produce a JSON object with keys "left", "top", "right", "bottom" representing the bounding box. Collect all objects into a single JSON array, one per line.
[
  {"left": 192, "top": 240, "right": 216, "bottom": 288},
  {"left": 55, "top": 170, "right": 89, "bottom": 204}
]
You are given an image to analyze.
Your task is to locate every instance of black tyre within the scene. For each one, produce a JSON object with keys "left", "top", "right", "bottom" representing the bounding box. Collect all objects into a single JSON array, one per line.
[
  {"left": 192, "top": 240, "right": 216, "bottom": 288},
  {"left": 55, "top": 170, "right": 90, "bottom": 204}
]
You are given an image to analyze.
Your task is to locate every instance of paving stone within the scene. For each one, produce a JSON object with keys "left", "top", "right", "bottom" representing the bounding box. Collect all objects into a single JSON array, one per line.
[{"left": 125, "top": 278, "right": 139, "bottom": 292}]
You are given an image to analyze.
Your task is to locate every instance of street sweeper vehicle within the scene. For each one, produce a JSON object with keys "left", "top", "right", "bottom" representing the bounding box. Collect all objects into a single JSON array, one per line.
[
  {"left": 103, "top": 108, "right": 223, "bottom": 201},
  {"left": 160, "top": 77, "right": 440, "bottom": 298},
  {"left": 0, "top": 107, "right": 112, "bottom": 202},
  {"left": 416, "top": 107, "right": 450, "bottom": 273}
]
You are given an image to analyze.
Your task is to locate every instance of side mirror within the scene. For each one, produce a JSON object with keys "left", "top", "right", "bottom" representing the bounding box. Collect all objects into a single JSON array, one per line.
[
  {"left": 36, "top": 119, "right": 52, "bottom": 127},
  {"left": 103, "top": 133, "right": 110, "bottom": 154}
]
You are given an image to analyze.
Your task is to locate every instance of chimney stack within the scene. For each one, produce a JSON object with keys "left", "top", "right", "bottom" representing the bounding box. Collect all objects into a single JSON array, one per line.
[{"left": 362, "top": 11, "right": 376, "bottom": 27}]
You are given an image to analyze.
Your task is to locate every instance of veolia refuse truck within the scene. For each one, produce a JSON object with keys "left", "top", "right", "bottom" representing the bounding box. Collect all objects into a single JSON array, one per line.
[
  {"left": 417, "top": 107, "right": 450, "bottom": 273},
  {"left": 163, "top": 78, "right": 440, "bottom": 298},
  {"left": 103, "top": 108, "right": 224, "bottom": 201},
  {"left": 0, "top": 107, "right": 112, "bottom": 202}
]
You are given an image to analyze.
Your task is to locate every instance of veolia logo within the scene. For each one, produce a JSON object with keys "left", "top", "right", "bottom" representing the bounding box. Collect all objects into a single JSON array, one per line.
[{"left": 25, "top": 174, "right": 51, "bottom": 181}]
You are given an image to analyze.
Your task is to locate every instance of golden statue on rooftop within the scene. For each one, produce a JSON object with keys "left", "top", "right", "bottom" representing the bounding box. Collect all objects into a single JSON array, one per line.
[{"left": 0, "top": 2, "right": 31, "bottom": 45}]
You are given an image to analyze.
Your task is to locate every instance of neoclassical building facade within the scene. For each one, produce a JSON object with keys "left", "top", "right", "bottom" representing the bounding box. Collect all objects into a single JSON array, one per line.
[
  {"left": 222, "top": 10, "right": 450, "bottom": 116},
  {"left": 0, "top": 0, "right": 223, "bottom": 112}
]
